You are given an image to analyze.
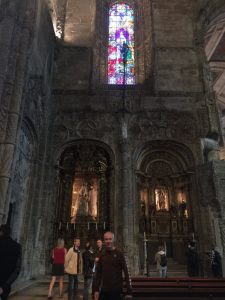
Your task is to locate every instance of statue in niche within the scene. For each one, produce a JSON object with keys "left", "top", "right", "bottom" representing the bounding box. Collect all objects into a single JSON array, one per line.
[
  {"left": 155, "top": 187, "right": 169, "bottom": 211},
  {"left": 179, "top": 199, "right": 187, "bottom": 217},
  {"left": 71, "top": 178, "right": 97, "bottom": 221},
  {"left": 77, "top": 185, "right": 90, "bottom": 216},
  {"left": 140, "top": 200, "right": 146, "bottom": 218},
  {"left": 170, "top": 204, "right": 177, "bottom": 216}
]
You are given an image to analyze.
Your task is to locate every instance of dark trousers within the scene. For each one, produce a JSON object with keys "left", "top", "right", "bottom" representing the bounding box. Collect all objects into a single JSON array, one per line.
[
  {"left": 1, "top": 285, "right": 11, "bottom": 300},
  {"left": 83, "top": 277, "right": 92, "bottom": 300},
  {"left": 68, "top": 274, "right": 78, "bottom": 300},
  {"left": 100, "top": 290, "right": 123, "bottom": 300}
]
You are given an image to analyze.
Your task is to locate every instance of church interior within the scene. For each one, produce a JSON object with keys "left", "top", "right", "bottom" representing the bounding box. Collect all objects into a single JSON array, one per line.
[{"left": 1, "top": 0, "right": 225, "bottom": 298}]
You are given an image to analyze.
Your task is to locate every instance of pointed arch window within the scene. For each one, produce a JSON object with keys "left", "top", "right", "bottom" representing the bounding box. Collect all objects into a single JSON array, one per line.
[{"left": 108, "top": 3, "right": 135, "bottom": 85}]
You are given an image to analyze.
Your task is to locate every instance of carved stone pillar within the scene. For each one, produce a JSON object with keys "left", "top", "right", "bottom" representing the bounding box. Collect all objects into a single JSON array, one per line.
[
  {"left": 98, "top": 167, "right": 108, "bottom": 226},
  {"left": 120, "top": 139, "right": 139, "bottom": 274},
  {"left": 120, "top": 140, "right": 130, "bottom": 244},
  {"left": 0, "top": 0, "right": 18, "bottom": 101},
  {"left": 60, "top": 172, "right": 74, "bottom": 224},
  {"left": 0, "top": 1, "right": 33, "bottom": 223}
]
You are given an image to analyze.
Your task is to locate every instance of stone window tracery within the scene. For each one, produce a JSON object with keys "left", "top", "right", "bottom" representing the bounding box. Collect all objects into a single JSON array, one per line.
[
  {"left": 94, "top": 0, "right": 153, "bottom": 88},
  {"left": 108, "top": 3, "right": 135, "bottom": 84}
]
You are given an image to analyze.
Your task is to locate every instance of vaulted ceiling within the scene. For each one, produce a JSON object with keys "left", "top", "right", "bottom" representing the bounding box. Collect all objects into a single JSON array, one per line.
[{"left": 47, "top": 0, "right": 96, "bottom": 46}]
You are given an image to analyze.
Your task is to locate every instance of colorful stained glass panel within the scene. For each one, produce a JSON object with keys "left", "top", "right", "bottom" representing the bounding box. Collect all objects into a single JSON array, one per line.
[{"left": 108, "top": 3, "right": 135, "bottom": 85}]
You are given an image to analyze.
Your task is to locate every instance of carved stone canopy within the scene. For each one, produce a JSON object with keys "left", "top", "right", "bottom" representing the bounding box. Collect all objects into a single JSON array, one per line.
[{"left": 58, "top": 141, "right": 112, "bottom": 178}]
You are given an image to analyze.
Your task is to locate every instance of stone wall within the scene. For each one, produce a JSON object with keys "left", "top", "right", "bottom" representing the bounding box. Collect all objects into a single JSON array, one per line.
[
  {"left": 0, "top": 0, "right": 55, "bottom": 279},
  {"left": 44, "top": 0, "right": 224, "bottom": 275},
  {"left": 1, "top": 0, "right": 225, "bottom": 279}
]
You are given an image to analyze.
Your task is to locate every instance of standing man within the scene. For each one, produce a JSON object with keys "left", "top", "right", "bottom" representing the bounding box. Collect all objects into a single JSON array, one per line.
[
  {"left": 94, "top": 231, "right": 132, "bottom": 300},
  {"left": 96, "top": 239, "right": 103, "bottom": 257},
  {"left": 65, "top": 238, "right": 82, "bottom": 300},
  {"left": 82, "top": 242, "right": 95, "bottom": 300},
  {"left": 0, "top": 224, "right": 22, "bottom": 300}
]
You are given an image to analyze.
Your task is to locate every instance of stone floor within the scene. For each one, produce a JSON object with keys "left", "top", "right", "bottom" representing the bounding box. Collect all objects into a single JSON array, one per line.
[{"left": 9, "top": 281, "right": 84, "bottom": 300}]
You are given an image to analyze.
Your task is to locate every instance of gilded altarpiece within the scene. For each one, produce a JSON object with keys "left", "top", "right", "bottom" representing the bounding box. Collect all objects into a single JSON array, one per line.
[
  {"left": 56, "top": 143, "right": 112, "bottom": 244},
  {"left": 137, "top": 146, "right": 194, "bottom": 266}
]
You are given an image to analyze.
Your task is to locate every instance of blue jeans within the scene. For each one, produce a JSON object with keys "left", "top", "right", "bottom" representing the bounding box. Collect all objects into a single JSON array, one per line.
[
  {"left": 68, "top": 274, "right": 78, "bottom": 300},
  {"left": 83, "top": 277, "right": 92, "bottom": 300},
  {"left": 159, "top": 266, "right": 167, "bottom": 278}
]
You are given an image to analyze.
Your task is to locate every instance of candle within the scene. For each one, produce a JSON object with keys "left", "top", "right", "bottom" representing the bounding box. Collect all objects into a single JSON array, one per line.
[
  {"left": 66, "top": 222, "right": 69, "bottom": 230},
  {"left": 96, "top": 222, "right": 98, "bottom": 230},
  {"left": 88, "top": 222, "right": 90, "bottom": 230},
  {"left": 164, "top": 241, "right": 167, "bottom": 254},
  {"left": 73, "top": 222, "right": 76, "bottom": 230},
  {"left": 192, "top": 232, "right": 195, "bottom": 241},
  {"left": 59, "top": 222, "right": 61, "bottom": 230},
  {"left": 103, "top": 222, "right": 106, "bottom": 230}
]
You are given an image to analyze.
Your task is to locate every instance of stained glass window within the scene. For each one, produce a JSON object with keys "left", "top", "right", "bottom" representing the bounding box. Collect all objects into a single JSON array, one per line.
[{"left": 108, "top": 3, "right": 135, "bottom": 85}]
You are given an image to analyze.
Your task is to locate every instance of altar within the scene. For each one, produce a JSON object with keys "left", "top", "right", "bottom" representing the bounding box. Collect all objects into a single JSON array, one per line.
[{"left": 137, "top": 170, "right": 194, "bottom": 268}]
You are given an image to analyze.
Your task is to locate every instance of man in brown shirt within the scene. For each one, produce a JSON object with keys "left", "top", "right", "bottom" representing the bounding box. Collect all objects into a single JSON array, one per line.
[{"left": 94, "top": 231, "right": 132, "bottom": 300}]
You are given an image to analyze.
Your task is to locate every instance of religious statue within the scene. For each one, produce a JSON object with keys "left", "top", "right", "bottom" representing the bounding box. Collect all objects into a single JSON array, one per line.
[
  {"left": 77, "top": 186, "right": 90, "bottom": 216},
  {"left": 179, "top": 199, "right": 187, "bottom": 217},
  {"left": 71, "top": 178, "right": 98, "bottom": 221},
  {"left": 155, "top": 187, "right": 168, "bottom": 211}
]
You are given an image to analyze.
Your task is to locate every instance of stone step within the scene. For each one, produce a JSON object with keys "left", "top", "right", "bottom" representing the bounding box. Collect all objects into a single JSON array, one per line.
[
  {"left": 150, "top": 264, "right": 187, "bottom": 271},
  {"left": 149, "top": 271, "right": 188, "bottom": 278}
]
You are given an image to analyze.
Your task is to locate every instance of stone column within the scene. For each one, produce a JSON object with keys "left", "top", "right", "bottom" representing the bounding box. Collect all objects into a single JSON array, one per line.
[
  {"left": 0, "top": 1, "right": 33, "bottom": 223},
  {"left": 0, "top": 1, "right": 18, "bottom": 102},
  {"left": 0, "top": 0, "right": 19, "bottom": 222},
  {"left": 120, "top": 139, "right": 130, "bottom": 243},
  {"left": 98, "top": 168, "right": 108, "bottom": 226},
  {"left": 60, "top": 172, "right": 74, "bottom": 224}
]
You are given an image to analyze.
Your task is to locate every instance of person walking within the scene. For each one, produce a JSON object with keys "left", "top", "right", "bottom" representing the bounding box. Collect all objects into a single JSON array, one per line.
[
  {"left": 93, "top": 231, "right": 132, "bottom": 300},
  {"left": 65, "top": 238, "right": 82, "bottom": 300},
  {"left": 154, "top": 246, "right": 167, "bottom": 278},
  {"left": 0, "top": 224, "right": 22, "bottom": 300},
  {"left": 47, "top": 238, "right": 67, "bottom": 299},
  {"left": 82, "top": 242, "right": 95, "bottom": 300}
]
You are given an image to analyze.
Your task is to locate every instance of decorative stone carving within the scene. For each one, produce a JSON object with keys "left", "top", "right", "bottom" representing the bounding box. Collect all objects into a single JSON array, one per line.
[
  {"left": 129, "top": 111, "right": 198, "bottom": 141},
  {"left": 52, "top": 113, "right": 116, "bottom": 145},
  {"left": 201, "top": 137, "right": 220, "bottom": 161},
  {"left": 219, "top": 219, "right": 225, "bottom": 255},
  {"left": 24, "top": 77, "right": 45, "bottom": 136},
  {"left": 147, "top": 161, "right": 172, "bottom": 177}
]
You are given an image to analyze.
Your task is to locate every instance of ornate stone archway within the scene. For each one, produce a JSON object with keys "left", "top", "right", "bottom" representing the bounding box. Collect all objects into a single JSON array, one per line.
[
  {"left": 54, "top": 140, "right": 113, "bottom": 245},
  {"left": 134, "top": 140, "right": 196, "bottom": 267}
]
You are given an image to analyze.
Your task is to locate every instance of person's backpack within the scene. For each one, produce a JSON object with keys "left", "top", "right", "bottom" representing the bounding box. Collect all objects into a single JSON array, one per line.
[{"left": 160, "top": 253, "right": 167, "bottom": 267}]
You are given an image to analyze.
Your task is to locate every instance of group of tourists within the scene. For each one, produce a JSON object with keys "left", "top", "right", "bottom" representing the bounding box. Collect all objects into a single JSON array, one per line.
[
  {"left": 47, "top": 231, "right": 132, "bottom": 300},
  {"left": 0, "top": 222, "right": 224, "bottom": 300},
  {"left": 185, "top": 241, "right": 223, "bottom": 278},
  {"left": 154, "top": 241, "right": 223, "bottom": 278}
]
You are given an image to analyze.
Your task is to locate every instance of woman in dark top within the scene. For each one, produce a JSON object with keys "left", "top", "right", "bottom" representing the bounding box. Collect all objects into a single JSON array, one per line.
[{"left": 47, "top": 238, "right": 67, "bottom": 299}]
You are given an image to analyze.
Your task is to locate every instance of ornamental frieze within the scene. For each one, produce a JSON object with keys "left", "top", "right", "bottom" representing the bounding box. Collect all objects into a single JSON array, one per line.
[
  {"left": 129, "top": 111, "right": 198, "bottom": 142},
  {"left": 52, "top": 113, "right": 116, "bottom": 145}
]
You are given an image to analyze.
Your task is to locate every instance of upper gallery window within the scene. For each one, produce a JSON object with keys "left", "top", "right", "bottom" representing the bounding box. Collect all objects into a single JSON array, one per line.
[{"left": 108, "top": 3, "right": 135, "bottom": 85}]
